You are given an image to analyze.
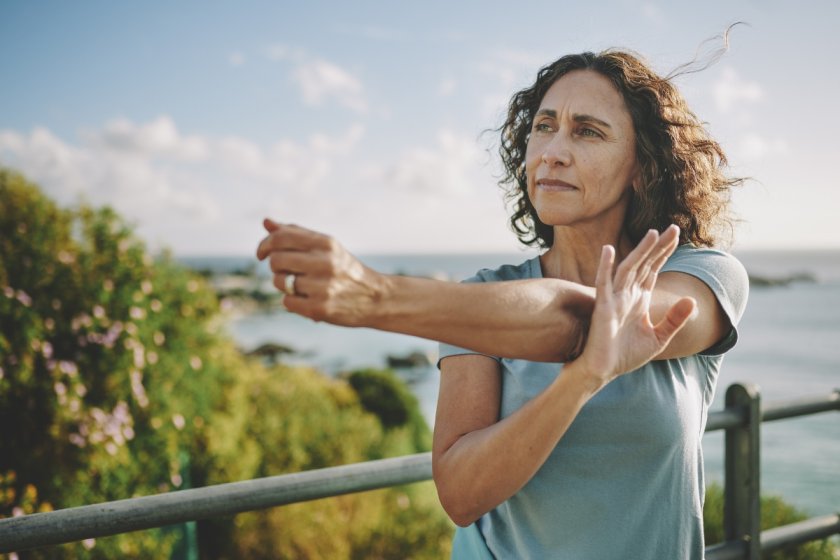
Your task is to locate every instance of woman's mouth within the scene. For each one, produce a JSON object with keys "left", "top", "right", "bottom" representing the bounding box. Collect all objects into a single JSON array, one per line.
[{"left": 536, "top": 179, "right": 577, "bottom": 192}]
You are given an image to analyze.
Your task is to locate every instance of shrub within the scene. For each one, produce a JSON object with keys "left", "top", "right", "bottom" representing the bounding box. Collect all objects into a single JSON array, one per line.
[{"left": 704, "top": 482, "right": 839, "bottom": 559}]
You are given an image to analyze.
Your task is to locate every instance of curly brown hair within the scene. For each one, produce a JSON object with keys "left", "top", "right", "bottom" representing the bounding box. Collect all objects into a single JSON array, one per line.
[{"left": 498, "top": 49, "right": 741, "bottom": 248}]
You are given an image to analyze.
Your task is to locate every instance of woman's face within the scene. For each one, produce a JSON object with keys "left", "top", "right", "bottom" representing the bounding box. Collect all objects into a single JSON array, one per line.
[{"left": 525, "top": 70, "right": 639, "bottom": 232}]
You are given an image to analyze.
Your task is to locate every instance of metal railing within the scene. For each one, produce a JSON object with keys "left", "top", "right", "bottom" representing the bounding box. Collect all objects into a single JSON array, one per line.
[{"left": 1, "top": 383, "right": 838, "bottom": 557}]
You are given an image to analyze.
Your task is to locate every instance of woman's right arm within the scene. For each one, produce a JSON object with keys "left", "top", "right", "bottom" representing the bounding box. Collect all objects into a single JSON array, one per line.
[
  {"left": 433, "top": 235, "right": 696, "bottom": 526},
  {"left": 433, "top": 353, "right": 596, "bottom": 526}
]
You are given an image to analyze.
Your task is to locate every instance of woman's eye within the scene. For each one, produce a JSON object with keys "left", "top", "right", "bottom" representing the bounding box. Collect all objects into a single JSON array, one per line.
[
  {"left": 579, "top": 127, "right": 601, "bottom": 138},
  {"left": 534, "top": 122, "right": 553, "bottom": 133}
]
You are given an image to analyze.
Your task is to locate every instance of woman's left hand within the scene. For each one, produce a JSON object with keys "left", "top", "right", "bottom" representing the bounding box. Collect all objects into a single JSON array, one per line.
[
  {"left": 573, "top": 225, "right": 697, "bottom": 388},
  {"left": 256, "top": 219, "right": 388, "bottom": 326}
]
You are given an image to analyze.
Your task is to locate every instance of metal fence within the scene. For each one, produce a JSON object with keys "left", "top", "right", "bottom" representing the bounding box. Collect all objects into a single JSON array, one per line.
[{"left": 1, "top": 383, "right": 838, "bottom": 557}]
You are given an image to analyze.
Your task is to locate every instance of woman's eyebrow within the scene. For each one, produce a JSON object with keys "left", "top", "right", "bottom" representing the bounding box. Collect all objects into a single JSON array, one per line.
[
  {"left": 573, "top": 113, "right": 612, "bottom": 129},
  {"left": 534, "top": 109, "right": 612, "bottom": 130}
]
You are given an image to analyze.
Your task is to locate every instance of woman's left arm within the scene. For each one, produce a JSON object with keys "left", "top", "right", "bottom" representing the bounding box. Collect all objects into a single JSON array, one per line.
[{"left": 256, "top": 220, "right": 737, "bottom": 362}]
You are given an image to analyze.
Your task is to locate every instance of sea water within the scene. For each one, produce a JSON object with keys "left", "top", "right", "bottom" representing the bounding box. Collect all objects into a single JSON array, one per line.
[{"left": 218, "top": 250, "right": 840, "bottom": 517}]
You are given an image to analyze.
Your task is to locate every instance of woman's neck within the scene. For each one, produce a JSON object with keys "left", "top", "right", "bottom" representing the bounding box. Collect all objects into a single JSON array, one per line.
[{"left": 539, "top": 224, "right": 633, "bottom": 286}]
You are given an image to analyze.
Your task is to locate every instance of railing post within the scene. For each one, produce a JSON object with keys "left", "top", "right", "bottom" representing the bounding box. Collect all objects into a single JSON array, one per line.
[{"left": 724, "top": 383, "right": 761, "bottom": 559}]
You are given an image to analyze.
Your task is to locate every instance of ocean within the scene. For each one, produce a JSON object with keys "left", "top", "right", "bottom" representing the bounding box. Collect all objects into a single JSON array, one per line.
[{"left": 190, "top": 250, "right": 840, "bottom": 518}]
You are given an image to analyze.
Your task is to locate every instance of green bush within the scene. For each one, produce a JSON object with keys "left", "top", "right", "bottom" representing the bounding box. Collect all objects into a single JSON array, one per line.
[
  {"left": 704, "top": 482, "right": 839, "bottom": 559},
  {"left": 346, "top": 368, "right": 432, "bottom": 455},
  {"left": 1, "top": 168, "right": 226, "bottom": 557},
  {"left": 205, "top": 364, "right": 451, "bottom": 559},
  {"left": 0, "top": 168, "right": 453, "bottom": 559}
]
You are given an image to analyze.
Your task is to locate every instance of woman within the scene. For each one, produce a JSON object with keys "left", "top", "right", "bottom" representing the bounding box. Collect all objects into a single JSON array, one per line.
[{"left": 257, "top": 50, "right": 748, "bottom": 559}]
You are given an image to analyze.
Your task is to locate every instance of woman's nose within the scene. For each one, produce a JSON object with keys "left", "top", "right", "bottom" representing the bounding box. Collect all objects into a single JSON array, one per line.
[{"left": 541, "top": 136, "right": 572, "bottom": 166}]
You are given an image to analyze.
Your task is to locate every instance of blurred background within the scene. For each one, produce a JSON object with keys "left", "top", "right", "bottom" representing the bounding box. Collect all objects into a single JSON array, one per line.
[{"left": 2, "top": 1, "right": 838, "bottom": 558}]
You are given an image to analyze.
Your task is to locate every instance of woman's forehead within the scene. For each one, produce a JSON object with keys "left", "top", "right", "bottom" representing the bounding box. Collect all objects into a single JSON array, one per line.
[{"left": 539, "top": 70, "right": 631, "bottom": 123}]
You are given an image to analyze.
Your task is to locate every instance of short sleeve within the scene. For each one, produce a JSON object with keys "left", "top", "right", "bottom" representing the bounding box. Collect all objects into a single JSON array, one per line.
[
  {"left": 661, "top": 245, "right": 749, "bottom": 355},
  {"left": 437, "top": 258, "right": 541, "bottom": 368},
  {"left": 437, "top": 272, "right": 502, "bottom": 367}
]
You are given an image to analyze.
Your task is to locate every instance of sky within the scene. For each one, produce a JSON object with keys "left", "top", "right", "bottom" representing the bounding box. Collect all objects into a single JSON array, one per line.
[{"left": 2, "top": 1, "right": 838, "bottom": 256}]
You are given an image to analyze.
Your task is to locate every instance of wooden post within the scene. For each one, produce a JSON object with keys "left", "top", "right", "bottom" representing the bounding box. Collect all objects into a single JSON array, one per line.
[{"left": 723, "top": 383, "right": 761, "bottom": 560}]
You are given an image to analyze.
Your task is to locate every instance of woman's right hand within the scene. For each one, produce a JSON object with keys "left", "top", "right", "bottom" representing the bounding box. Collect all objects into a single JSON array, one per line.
[
  {"left": 572, "top": 226, "right": 697, "bottom": 390},
  {"left": 256, "top": 219, "right": 389, "bottom": 326}
]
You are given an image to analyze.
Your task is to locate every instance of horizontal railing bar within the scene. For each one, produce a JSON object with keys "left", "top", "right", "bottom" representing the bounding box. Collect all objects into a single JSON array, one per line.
[
  {"left": 705, "top": 514, "right": 840, "bottom": 558},
  {"left": 1, "top": 390, "right": 838, "bottom": 554},
  {"left": 760, "top": 514, "right": 840, "bottom": 553},
  {"left": 705, "top": 539, "right": 747, "bottom": 560},
  {"left": 705, "top": 408, "right": 745, "bottom": 432},
  {"left": 0, "top": 452, "right": 433, "bottom": 553},
  {"left": 704, "top": 390, "right": 840, "bottom": 433},
  {"left": 761, "top": 390, "right": 840, "bottom": 423}
]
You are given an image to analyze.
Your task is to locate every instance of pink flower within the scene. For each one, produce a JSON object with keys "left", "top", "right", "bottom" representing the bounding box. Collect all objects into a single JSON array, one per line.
[
  {"left": 16, "top": 290, "right": 32, "bottom": 307},
  {"left": 189, "top": 356, "right": 202, "bottom": 371}
]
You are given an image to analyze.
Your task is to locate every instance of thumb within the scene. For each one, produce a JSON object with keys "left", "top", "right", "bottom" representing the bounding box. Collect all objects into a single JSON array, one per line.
[
  {"left": 263, "top": 218, "right": 281, "bottom": 232},
  {"left": 654, "top": 297, "right": 696, "bottom": 345}
]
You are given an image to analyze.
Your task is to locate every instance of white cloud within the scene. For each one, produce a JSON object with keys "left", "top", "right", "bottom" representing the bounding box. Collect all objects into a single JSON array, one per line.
[
  {"left": 263, "top": 45, "right": 369, "bottom": 113},
  {"left": 90, "top": 116, "right": 208, "bottom": 161},
  {"left": 713, "top": 67, "right": 763, "bottom": 113},
  {"left": 0, "top": 118, "right": 370, "bottom": 254},
  {"left": 376, "top": 130, "right": 484, "bottom": 197},
  {"left": 293, "top": 59, "right": 368, "bottom": 113},
  {"left": 0, "top": 118, "right": 524, "bottom": 254},
  {"left": 0, "top": 124, "right": 220, "bottom": 227},
  {"left": 227, "top": 52, "right": 246, "bottom": 67}
]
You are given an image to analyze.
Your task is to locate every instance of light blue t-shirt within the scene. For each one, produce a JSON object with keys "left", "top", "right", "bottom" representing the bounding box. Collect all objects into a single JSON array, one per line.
[{"left": 439, "top": 245, "right": 749, "bottom": 560}]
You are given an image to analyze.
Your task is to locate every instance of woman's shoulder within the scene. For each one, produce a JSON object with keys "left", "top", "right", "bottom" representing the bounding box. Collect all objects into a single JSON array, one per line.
[
  {"left": 663, "top": 244, "right": 750, "bottom": 328},
  {"left": 664, "top": 244, "right": 747, "bottom": 280},
  {"left": 466, "top": 256, "right": 541, "bottom": 283}
]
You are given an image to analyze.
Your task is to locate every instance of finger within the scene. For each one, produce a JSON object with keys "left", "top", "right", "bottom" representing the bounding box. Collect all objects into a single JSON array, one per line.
[
  {"left": 614, "top": 229, "right": 657, "bottom": 289},
  {"left": 282, "top": 293, "right": 321, "bottom": 321},
  {"left": 256, "top": 219, "right": 283, "bottom": 260},
  {"left": 653, "top": 297, "right": 696, "bottom": 346},
  {"left": 595, "top": 244, "right": 615, "bottom": 297},
  {"left": 273, "top": 272, "right": 300, "bottom": 296},
  {"left": 256, "top": 223, "right": 332, "bottom": 260},
  {"left": 263, "top": 218, "right": 281, "bottom": 233},
  {"left": 648, "top": 225, "right": 680, "bottom": 272},
  {"left": 641, "top": 227, "right": 680, "bottom": 290},
  {"left": 268, "top": 250, "right": 329, "bottom": 275}
]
